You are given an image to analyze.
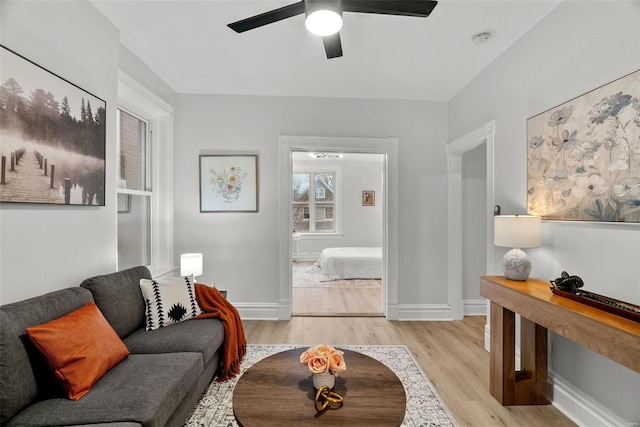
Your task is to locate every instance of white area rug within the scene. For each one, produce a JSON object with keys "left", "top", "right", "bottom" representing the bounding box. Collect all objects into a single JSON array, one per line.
[
  {"left": 293, "top": 261, "right": 381, "bottom": 288},
  {"left": 185, "top": 344, "right": 457, "bottom": 427}
]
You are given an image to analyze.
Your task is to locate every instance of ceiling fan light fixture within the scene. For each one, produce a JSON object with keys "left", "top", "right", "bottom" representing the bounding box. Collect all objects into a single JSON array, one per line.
[{"left": 305, "top": 8, "right": 342, "bottom": 36}]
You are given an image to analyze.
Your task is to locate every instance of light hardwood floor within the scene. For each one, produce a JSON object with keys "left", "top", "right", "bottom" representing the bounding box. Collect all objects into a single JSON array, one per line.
[
  {"left": 292, "top": 286, "right": 383, "bottom": 316},
  {"left": 242, "top": 316, "right": 577, "bottom": 427}
]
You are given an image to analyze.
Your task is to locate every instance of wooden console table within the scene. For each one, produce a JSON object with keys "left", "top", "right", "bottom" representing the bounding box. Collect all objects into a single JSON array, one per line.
[{"left": 480, "top": 275, "right": 640, "bottom": 406}]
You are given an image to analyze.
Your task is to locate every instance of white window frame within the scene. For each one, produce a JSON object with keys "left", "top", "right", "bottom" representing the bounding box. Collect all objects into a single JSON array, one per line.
[
  {"left": 292, "top": 164, "right": 342, "bottom": 236},
  {"left": 117, "top": 71, "right": 174, "bottom": 276},
  {"left": 116, "top": 108, "right": 151, "bottom": 267}
]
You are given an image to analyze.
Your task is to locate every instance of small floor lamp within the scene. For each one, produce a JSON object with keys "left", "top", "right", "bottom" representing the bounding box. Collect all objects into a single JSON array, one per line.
[
  {"left": 180, "top": 253, "right": 203, "bottom": 282},
  {"left": 494, "top": 215, "right": 541, "bottom": 281}
]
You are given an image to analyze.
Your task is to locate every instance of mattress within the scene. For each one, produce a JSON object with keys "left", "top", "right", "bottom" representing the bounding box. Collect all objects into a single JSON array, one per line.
[{"left": 316, "top": 247, "right": 382, "bottom": 280}]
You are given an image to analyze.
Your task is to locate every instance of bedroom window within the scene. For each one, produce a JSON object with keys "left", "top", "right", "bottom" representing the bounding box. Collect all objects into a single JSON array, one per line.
[{"left": 292, "top": 169, "right": 340, "bottom": 233}]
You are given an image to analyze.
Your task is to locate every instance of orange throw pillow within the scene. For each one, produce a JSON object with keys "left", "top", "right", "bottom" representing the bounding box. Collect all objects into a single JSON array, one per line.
[{"left": 26, "top": 302, "right": 129, "bottom": 400}]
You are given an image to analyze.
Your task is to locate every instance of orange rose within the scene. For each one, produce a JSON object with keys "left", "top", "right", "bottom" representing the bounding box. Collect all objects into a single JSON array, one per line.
[
  {"left": 300, "top": 348, "right": 313, "bottom": 364},
  {"left": 301, "top": 344, "right": 346, "bottom": 375},
  {"left": 307, "top": 355, "right": 329, "bottom": 374},
  {"left": 314, "top": 345, "right": 331, "bottom": 359},
  {"left": 328, "top": 351, "right": 346, "bottom": 375}
]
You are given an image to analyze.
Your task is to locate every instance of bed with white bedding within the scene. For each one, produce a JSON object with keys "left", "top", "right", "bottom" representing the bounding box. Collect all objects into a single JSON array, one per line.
[{"left": 316, "top": 247, "right": 382, "bottom": 280}]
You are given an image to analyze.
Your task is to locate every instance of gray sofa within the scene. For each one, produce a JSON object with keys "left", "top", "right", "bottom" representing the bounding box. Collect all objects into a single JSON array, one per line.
[{"left": 0, "top": 266, "right": 225, "bottom": 427}]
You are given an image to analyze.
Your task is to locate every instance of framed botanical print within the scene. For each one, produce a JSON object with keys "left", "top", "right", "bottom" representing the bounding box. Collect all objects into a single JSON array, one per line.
[{"left": 199, "top": 154, "right": 258, "bottom": 212}]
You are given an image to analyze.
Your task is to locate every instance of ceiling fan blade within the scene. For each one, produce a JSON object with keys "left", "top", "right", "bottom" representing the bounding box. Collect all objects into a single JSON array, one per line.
[
  {"left": 343, "top": 0, "right": 437, "bottom": 17},
  {"left": 323, "top": 33, "right": 343, "bottom": 59},
  {"left": 228, "top": 1, "right": 306, "bottom": 33}
]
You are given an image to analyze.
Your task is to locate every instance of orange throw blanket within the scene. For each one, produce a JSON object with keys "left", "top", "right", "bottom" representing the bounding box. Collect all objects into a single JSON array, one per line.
[{"left": 194, "top": 284, "right": 246, "bottom": 382}]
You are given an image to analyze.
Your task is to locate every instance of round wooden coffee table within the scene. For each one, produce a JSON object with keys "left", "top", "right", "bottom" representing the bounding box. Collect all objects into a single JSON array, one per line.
[{"left": 233, "top": 348, "right": 406, "bottom": 426}]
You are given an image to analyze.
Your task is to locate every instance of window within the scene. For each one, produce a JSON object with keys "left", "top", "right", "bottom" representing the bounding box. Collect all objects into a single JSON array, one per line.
[
  {"left": 117, "top": 109, "right": 151, "bottom": 270},
  {"left": 116, "top": 71, "right": 173, "bottom": 274},
  {"left": 292, "top": 168, "right": 340, "bottom": 233}
]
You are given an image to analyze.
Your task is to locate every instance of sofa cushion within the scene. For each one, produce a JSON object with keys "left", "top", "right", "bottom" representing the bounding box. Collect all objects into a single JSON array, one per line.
[
  {"left": 4, "top": 353, "right": 203, "bottom": 427},
  {"left": 124, "top": 317, "right": 224, "bottom": 363},
  {"left": 139, "top": 275, "right": 203, "bottom": 331},
  {"left": 26, "top": 302, "right": 130, "bottom": 400},
  {"left": 0, "top": 287, "right": 94, "bottom": 423},
  {"left": 80, "top": 266, "right": 152, "bottom": 338}
]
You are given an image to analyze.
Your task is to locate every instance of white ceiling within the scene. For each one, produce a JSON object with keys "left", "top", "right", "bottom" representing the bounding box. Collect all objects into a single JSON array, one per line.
[{"left": 91, "top": 0, "right": 561, "bottom": 102}]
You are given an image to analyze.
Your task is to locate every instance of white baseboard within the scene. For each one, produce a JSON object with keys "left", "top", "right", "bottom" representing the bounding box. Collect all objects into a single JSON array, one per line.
[
  {"left": 396, "top": 300, "right": 487, "bottom": 320},
  {"left": 234, "top": 302, "right": 280, "bottom": 320},
  {"left": 397, "top": 304, "right": 453, "bottom": 320},
  {"left": 293, "top": 252, "right": 321, "bottom": 262},
  {"left": 550, "top": 370, "right": 638, "bottom": 427},
  {"left": 277, "top": 300, "right": 291, "bottom": 320},
  {"left": 386, "top": 301, "right": 399, "bottom": 321},
  {"left": 463, "top": 299, "right": 486, "bottom": 316}
]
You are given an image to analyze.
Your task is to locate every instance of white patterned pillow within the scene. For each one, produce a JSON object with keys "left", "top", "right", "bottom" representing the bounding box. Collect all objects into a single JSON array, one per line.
[{"left": 139, "top": 275, "right": 203, "bottom": 331}]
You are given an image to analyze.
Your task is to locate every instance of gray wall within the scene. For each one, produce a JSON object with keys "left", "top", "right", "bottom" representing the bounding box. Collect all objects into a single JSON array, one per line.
[
  {"left": 449, "top": 1, "right": 640, "bottom": 423},
  {"left": 173, "top": 95, "right": 449, "bottom": 304},
  {"left": 118, "top": 45, "right": 176, "bottom": 106},
  {"left": 0, "top": 1, "right": 120, "bottom": 304}
]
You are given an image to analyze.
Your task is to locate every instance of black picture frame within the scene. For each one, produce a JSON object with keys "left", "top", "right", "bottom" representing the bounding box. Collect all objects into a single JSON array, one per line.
[{"left": 0, "top": 45, "right": 106, "bottom": 206}]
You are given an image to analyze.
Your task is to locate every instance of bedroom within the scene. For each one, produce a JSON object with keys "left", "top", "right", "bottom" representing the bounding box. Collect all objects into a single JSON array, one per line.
[{"left": 291, "top": 151, "right": 385, "bottom": 316}]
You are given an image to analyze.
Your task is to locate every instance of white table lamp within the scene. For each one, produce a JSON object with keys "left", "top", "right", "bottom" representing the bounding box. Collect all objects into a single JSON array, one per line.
[
  {"left": 494, "top": 215, "right": 541, "bottom": 281},
  {"left": 180, "top": 253, "right": 203, "bottom": 280}
]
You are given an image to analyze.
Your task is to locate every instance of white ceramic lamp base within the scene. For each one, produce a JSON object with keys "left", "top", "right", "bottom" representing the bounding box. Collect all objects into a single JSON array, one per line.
[{"left": 502, "top": 248, "right": 532, "bottom": 281}]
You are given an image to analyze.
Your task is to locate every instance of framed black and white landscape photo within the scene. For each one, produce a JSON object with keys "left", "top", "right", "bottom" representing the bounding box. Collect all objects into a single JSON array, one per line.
[{"left": 0, "top": 45, "right": 106, "bottom": 206}]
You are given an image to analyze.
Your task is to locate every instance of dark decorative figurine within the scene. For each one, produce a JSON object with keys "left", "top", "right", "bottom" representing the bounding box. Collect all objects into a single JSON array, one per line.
[
  {"left": 549, "top": 271, "right": 640, "bottom": 323},
  {"left": 550, "top": 271, "right": 584, "bottom": 292}
]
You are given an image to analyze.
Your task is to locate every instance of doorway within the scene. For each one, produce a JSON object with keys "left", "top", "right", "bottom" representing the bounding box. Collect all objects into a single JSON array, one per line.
[
  {"left": 290, "top": 151, "right": 384, "bottom": 316},
  {"left": 447, "top": 121, "right": 495, "bottom": 345},
  {"left": 277, "top": 135, "right": 400, "bottom": 320}
]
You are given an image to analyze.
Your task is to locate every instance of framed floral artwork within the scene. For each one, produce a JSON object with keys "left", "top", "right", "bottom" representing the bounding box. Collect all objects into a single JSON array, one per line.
[
  {"left": 527, "top": 69, "right": 640, "bottom": 223},
  {"left": 199, "top": 154, "right": 258, "bottom": 212}
]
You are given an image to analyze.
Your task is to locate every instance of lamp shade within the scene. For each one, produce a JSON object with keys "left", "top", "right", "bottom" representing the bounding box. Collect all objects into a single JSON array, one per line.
[
  {"left": 180, "top": 253, "right": 203, "bottom": 277},
  {"left": 494, "top": 215, "right": 541, "bottom": 249}
]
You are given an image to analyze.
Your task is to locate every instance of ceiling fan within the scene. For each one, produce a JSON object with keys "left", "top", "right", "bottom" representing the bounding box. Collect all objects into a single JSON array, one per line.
[{"left": 227, "top": 0, "right": 438, "bottom": 59}]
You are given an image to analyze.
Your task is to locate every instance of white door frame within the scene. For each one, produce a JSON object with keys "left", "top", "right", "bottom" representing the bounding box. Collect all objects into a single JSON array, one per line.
[
  {"left": 278, "top": 135, "right": 399, "bottom": 320},
  {"left": 446, "top": 121, "right": 495, "bottom": 320}
]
